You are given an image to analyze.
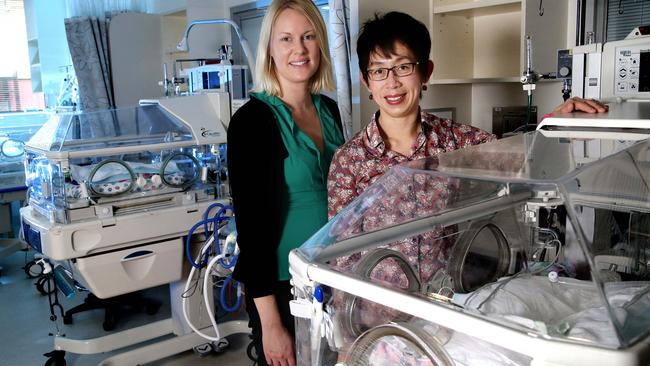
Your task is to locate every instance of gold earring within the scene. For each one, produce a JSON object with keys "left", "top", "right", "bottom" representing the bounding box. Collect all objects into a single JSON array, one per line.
[{"left": 422, "top": 84, "right": 428, "bottom": 91}]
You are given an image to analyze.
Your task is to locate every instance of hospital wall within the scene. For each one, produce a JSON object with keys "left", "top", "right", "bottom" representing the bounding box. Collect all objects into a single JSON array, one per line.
[{"left": 135, "top": 0, "right": 577, "bottom": 134}]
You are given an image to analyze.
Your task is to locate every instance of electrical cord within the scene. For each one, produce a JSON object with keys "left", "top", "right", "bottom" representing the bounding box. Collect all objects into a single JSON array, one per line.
[{"left": 182, "top": 241, "right": 223, "bottom": 341}]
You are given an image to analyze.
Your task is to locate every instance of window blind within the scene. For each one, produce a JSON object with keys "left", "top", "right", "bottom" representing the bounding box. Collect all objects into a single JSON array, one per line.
[{"left": 606, "top": 0, "right": 650, "bottom": 41}]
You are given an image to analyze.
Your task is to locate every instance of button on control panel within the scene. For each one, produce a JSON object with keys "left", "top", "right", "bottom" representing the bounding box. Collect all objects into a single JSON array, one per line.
[{"left": 614, "top": 46, "right": 647, "bottom": 97}]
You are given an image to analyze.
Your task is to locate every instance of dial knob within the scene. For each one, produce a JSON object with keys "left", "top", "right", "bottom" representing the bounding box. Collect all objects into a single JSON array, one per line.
[{"left": 559, "top": 66, "right": 570, "bottom": 78}]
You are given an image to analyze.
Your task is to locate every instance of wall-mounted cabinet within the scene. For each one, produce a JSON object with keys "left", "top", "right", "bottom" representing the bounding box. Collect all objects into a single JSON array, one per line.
[
  {"left": 430, "top": 0, "right": 567, "bottom": 84},
  {"left": 431, "top": 0, "right": 521, "bottom": 83}
]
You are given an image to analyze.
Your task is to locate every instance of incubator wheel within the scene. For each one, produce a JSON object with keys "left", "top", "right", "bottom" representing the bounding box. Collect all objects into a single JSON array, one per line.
[
  {"left": 212, "top": 338, "right": 230, "bottom": 353},
  {"left": 24, "top": 260, "right": 44, "bottom": 278},
  {"left": 246, "top": 338, "right": 258, "bottom": 362},
  {"left": 35, "top": 276, "right": 54, "bottom": 295},
  {"left": 193, "top": 342, "right": 213, "bottom": 357},
  {"left": 43, "top": 350, "right": 66, "bottom": 366}
]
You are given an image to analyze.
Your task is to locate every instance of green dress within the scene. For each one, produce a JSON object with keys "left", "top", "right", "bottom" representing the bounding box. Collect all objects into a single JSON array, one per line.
[{"left": 250, "top": 92, "right": 344, "bottom": 281}]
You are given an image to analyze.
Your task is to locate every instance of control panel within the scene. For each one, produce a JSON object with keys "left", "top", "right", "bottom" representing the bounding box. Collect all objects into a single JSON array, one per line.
[
  {"left": 599, "top": 28, "right": 650, "bottom": 99},
  {"left": 614, "top": 45, "right": 647, "bottom": 96}
]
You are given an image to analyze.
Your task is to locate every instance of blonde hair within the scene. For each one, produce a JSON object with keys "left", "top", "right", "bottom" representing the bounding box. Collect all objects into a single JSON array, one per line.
[{"left": 254, "top": 0, "right": 334, "bottom": 96}]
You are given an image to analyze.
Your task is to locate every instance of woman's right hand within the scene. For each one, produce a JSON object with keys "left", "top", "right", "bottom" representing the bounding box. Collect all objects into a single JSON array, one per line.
[{"left": 261, "top": 322, "right": 296, "bottom": 366}]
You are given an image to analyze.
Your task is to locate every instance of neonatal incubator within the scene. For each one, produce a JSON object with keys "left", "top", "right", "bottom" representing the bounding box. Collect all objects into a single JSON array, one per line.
[
  {"left": 289, "top": 102, "right": 650, "bottom": 365},
  {"left": 20, "top": 93, "right": 251, "bottom": 365},
  {"left": 20, "top": 93, "right": 230, "bottom": 298},
  {"left": 0, "top": 112, "right": 49, "bottom": 259}
]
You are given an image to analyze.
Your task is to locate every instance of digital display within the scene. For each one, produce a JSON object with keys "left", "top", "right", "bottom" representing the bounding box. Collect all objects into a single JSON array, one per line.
[{"left": 640, "top": 51, "right": 650, "bottom": 92}]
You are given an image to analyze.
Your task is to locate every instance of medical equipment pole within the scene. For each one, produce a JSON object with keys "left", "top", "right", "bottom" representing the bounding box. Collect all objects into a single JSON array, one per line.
[{"left": 521, "top": 36, "right": 540, "bottom": 132}]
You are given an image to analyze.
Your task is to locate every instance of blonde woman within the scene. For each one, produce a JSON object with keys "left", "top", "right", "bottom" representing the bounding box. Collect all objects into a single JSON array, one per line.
[{"left": 227, "top": 1, "right": 343, "bottom": 365}]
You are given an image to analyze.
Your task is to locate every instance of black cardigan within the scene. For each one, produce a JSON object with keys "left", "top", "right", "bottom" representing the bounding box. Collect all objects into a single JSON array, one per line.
[{"left": 227, "top": 94, "right": 342, "bottom": 298}]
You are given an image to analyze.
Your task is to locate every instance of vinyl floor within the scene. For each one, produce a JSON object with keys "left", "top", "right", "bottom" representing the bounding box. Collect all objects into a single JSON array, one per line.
[{"left": 0, "top": 249, "right": 255, "bottom": 366}]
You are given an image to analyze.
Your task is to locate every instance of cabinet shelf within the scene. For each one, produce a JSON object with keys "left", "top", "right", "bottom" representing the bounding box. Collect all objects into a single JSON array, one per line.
[
  {"left": 430, "top": 0, "right": 567, "bottom": 83},
  {"left": 431, "top": 0, "right": 522, "bottom": 81},
  {"left": 431, "top": 77, "right": 521, "bottom": 84},
  {"left": 433, "top": 0, "right": 520, "bottom": 15}
]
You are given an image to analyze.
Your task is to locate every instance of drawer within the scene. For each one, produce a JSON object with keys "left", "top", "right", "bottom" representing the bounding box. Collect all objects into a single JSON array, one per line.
[{"left": 73, "top": 238, "right": 183, "bottom": 299}]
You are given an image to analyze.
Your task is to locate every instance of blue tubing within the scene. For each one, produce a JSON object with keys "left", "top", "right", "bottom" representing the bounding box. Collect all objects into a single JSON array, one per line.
[
  {"left": 203, "top": 202, "right": 226, "bottom": 234},
  {"left": 185, "top": 218, "right": 217, "bottom": 268},
  {"left": 219, "top": 252, "right": 237, "bottom": 269},
  {"left": 186, "top": 204, "right": 237, "bottom": 269},
  {"left": 220, "top": 275, "right": 242, "bottom": 312}
]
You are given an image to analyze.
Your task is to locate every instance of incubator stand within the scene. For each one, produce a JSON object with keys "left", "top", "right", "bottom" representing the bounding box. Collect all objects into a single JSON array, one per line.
[
  {"left": 20, "top": 93, "right": 249, "bottom": 365},
  {"left": 289, "top": 101, "right": 650, "bottom": 366}
]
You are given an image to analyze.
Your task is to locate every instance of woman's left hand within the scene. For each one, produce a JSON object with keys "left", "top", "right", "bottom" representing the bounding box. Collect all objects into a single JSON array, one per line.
[{"left": 552, "top": 97, "right": 609, "bottom": 114}]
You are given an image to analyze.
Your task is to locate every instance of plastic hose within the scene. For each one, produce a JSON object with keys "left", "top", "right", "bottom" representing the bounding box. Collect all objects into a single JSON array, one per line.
[{"left": 220, "top": 275, "right": 242, "bottom": 312}]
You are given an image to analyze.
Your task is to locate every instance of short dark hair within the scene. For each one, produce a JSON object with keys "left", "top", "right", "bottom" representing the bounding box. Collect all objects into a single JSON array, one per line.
[{"left": 357, "top": 12, "right": 431, "bottom": 82}]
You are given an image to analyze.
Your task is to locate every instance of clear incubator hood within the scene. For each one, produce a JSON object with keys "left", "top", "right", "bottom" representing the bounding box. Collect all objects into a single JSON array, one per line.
[
  {"left": 23, "top": 94, "right": 229, "bottom": 225},
  {"left": 289, "top": 108, "right": 650, "bottom": 365},
  {"left": 0, "top": 112, "right": 49, "bottom": 192}
]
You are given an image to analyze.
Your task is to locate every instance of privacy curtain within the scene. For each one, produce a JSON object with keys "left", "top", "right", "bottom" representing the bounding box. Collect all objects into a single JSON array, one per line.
[
  {"left": 329, "top": 0, "right": 353, "bottom": 140},
  {"left": 64, "top": 16, "right": 114, "bottom": 111},
  {"left": 62, "top": 1, "right": 148, "bottom": 111}
]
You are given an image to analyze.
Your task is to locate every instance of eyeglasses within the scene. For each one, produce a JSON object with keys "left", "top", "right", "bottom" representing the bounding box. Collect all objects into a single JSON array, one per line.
[{"left": 366, "top": 62, "right": 419, "bottom": 81}]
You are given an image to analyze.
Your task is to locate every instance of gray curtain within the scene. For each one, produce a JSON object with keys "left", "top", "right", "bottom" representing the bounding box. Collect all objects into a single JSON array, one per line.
[
  {"left": 64, "top": 16, "right": 115, "bottom": 111},
  {"left": 329, "top": 0, "right": 353, "bottom": 140}
]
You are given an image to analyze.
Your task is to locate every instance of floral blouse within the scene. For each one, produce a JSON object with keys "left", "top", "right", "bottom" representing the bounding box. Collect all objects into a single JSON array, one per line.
[{"left": 327, "top": 111, "right": 495, "bottom": 287}]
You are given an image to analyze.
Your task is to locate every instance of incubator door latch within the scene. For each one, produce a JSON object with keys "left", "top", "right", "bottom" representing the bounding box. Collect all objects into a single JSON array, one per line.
[
  {"left": 95, "top": 205, "right": 114, "bottom": 219},
  {"left": 182, "top": 192, "right": 197, "bottom": 206}
]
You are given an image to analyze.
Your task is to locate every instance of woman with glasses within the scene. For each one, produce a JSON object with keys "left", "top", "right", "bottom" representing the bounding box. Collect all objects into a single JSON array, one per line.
[{"left": 327, "top": 12, "right": 607, "bottom": 287}]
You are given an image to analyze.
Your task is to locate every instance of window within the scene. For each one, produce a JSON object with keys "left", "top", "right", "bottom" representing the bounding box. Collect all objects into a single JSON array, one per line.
[
  {"left": 0, "top": 0, "right": 42, "bottom": 112},
  {"left": 1, "top": 0, "right": 73, "bottom": 113},
  {"left": 606, "top": 0, "right": 650, "bottom": 42}
]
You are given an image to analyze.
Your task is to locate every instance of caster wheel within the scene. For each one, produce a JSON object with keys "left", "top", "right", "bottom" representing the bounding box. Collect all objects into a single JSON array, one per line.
[
  {"left": 35, "top": 276, "right": 54, "bottom": 295},
  {"left": 43, "top": 350, "right": 66, "bottom": 366},
  {"left": 212, "top": 338, "right": 230, "bottom": 353},
  {"left": 24, "top": 260, "right": 44, "bottom": 278},
  {"left": 193, "top": 342, "right": 213, "bottom": 357},
  {"left": 246, "top": 339, "right": 258, "bottom": 362}
]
